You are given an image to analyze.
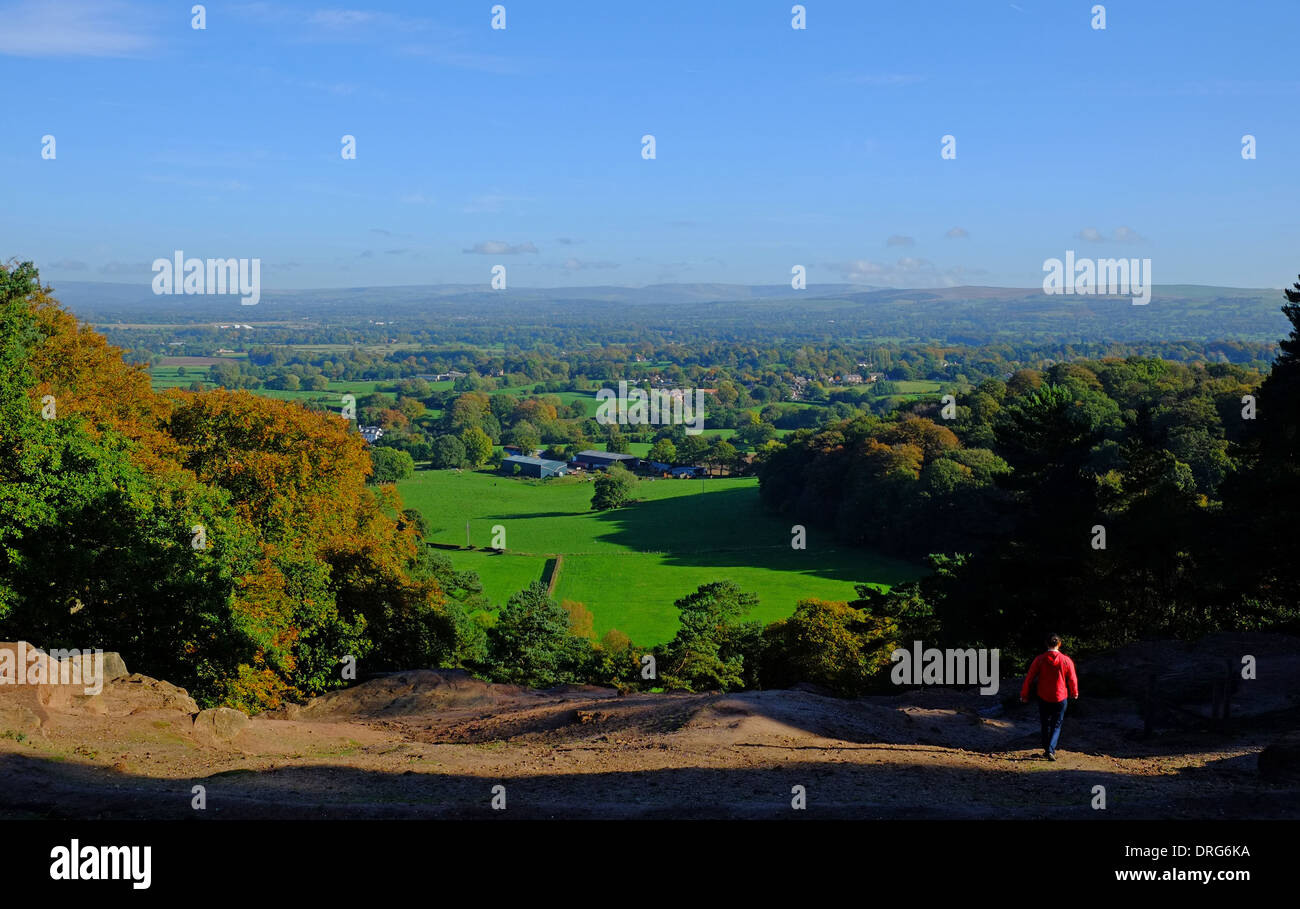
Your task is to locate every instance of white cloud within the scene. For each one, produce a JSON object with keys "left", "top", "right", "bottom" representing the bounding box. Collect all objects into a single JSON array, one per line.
[
  {"left": 946, "top": 227, "right": 969, "bottom": 239},
  {"left": 0, "top": 1, "right": 154, "bottom": 57},
  {"left": 1077, "top": 227, "right": 1106, "bottom": 243}
]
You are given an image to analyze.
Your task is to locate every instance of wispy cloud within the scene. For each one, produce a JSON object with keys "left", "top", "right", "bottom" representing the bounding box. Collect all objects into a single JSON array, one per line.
[
  {"left": 235, "top": 5, "right": 522, "bottom": 73},
  {"left": 946, "top": 227, "right": 970, "bottom": 239},
  {"left": 886, "top": 235, "right": 915, "bottom": 247},
  {"left": 463, "top": 241, "right": 538, "bottom": 255},
  {"left": 0, "top": 1, "right": 154, "bottom": 57},
  {"left": 1076, "top": 226, "right": 1147, "bottom": 244},
  {"left": 98, "top": 261, "right": 152, "bottom": 276},
  {"left": 827, "top": 257, "right": 986, "bottom": 288},
  {"left": 463, "top": 192, "right": 526, "bottom": 214},
  {"left": 562, "top": 258, "right": 619, "bottom": 271},
  {"left": 846, "top": 73, "right": 925, "bottom": 87}
]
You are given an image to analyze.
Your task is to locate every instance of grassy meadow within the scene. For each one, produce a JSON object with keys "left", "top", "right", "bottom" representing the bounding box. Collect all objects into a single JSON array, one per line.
[
  {"left": 145, "top": 364, "right": 929, "bottom": 643},
  {"left": 396, "top": 469, "right": 921, "bottom": 644}
]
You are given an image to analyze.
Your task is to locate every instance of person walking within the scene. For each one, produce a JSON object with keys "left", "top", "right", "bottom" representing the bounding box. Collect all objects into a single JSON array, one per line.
[{"left": 1019, "top": 634, "right": 1079, "bottom": 761}]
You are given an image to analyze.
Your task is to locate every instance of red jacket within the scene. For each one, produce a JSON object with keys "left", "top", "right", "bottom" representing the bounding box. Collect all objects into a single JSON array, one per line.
[{"left": 1020, "top": 650, "right": 1079, "bottom": 702}]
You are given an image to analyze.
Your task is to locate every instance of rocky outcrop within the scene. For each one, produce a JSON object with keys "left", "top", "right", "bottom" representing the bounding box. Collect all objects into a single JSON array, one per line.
[{"left": 192, "top": 707, "right": 250, "bottom": 744}]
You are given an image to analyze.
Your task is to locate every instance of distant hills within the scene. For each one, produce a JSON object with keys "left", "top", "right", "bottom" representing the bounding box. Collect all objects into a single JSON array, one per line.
[{"left": 46, "top": 280, "right": 1293, "bottom": 346}]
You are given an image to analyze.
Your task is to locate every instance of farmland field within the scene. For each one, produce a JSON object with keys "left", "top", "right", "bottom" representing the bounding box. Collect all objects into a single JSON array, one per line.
[
  {"left": 395, "top": 469, "right": 921, "bottom": 644},
  {"left": 150, "top": 367, "right": 395, "bottom": 407}
]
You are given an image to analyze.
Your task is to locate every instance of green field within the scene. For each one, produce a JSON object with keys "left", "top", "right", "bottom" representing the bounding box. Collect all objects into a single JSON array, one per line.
[
  {"left": 892, "top": 380, "right": 942, "bottom": 394},
  {"left": 395, "top": 469, "right": 921, "bottom": 644},
  {"left": 150, "top": 368, "right": 394, "bottom": 409}
]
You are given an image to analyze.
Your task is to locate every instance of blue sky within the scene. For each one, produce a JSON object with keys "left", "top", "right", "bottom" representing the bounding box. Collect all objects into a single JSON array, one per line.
[{"left": 2, "top": 0, "right": 1298, "bottom": 290}]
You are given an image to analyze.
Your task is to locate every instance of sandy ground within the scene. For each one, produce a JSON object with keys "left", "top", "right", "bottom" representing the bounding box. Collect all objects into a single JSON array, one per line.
[{"left": 3, "top": 643, "right": 1299, "bottom": 820}]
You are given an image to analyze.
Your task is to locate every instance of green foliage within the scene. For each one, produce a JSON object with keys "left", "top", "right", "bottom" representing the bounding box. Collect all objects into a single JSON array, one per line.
[
  {"left": 483, "top": 582, "right": 592, "bottom": 686},
  {"left": 605, "top": 425, "right": 630, "bottom": 453},
  {"left": 369, "top": 446, "right": 415, "bottom": 483},
  {"left": 647, "top": 438, "right": 677, "bottom": 464},
  {"left": 658, "top": 581, "right": 762, "bottom": 692},
  {"left": 0, "top": 264, "right": 459, "bottom": 711},
  {"left": 460, "top": 426, "right": 492, "bottom": 467},
  {"left": 761, "top": 598, "right": 900, "bottom": 696},
  {"left": 591, "top": 462, "right": 637, "bottom": 510},
  {"left": 431, "top": 434, "right": 467, "bottom": 469}
]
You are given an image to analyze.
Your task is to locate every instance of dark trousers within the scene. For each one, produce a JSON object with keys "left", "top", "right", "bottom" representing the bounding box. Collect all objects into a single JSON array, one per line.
[{"left": 1038, "top": 697, "right": 1068, "bottom": 755}]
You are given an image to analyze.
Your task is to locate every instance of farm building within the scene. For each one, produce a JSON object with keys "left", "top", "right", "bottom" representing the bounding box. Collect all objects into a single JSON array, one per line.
[
  {"left": 501, "top": 455, "right": 570, "bottom": 479},
  {"left": 572, "top": 450, "right": 638, "bottom": 471},
  {"left": 358, "top": 425, "right": 385, "bottom": 444},
  {"left": 502, "top": 444, "right": 544, "bottom": 458},
  {"left": 671, "top": 465, "right": 703, "bottom": 478}
]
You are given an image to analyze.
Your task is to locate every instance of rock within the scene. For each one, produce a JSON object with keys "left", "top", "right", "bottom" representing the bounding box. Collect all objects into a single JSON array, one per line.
[
  {"left": 0, "top": 706, "right": 42, "bottom": 735},
  {"left": 61, "top": 651, "right": 129, "bottom": 684},
  {"left": 0, "top": 641, "right": 61, "bottom": 685},
  {"left": 192, "top": 707, "right": 250, "bottom": 744},
  {"left": 0, "top": 642, "right": 128, "bottom": 694},
  {"left": 278, "top": 669, "right": 509, "bottom": 720},
  {"left": 107, "top": 675, "right": 199, "bottom": 716},
  {"left": 1259, "top": 731, "right": 1300, "bottom": 781}
]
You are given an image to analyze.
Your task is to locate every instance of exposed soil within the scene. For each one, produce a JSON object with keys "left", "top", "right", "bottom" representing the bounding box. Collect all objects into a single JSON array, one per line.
[{"left": 2, "top": 638, "right": 1299, "bottom": 820}]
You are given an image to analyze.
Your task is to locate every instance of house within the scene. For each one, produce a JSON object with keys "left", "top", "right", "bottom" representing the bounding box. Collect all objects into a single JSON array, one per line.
[
  {"left": 571, "top": 450, "right": 638, "bottom": 471},
  {"left": 358, "top": 425, "right": 384, "bottom": 444},
  {"left": 501, "top": 455, "right": 570, "bottom": 479}
]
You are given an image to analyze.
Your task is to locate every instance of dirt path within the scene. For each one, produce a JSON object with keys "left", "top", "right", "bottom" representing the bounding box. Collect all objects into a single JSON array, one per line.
[{"left": 2, "top": 664, "right": 1297, "bottom": 819}]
